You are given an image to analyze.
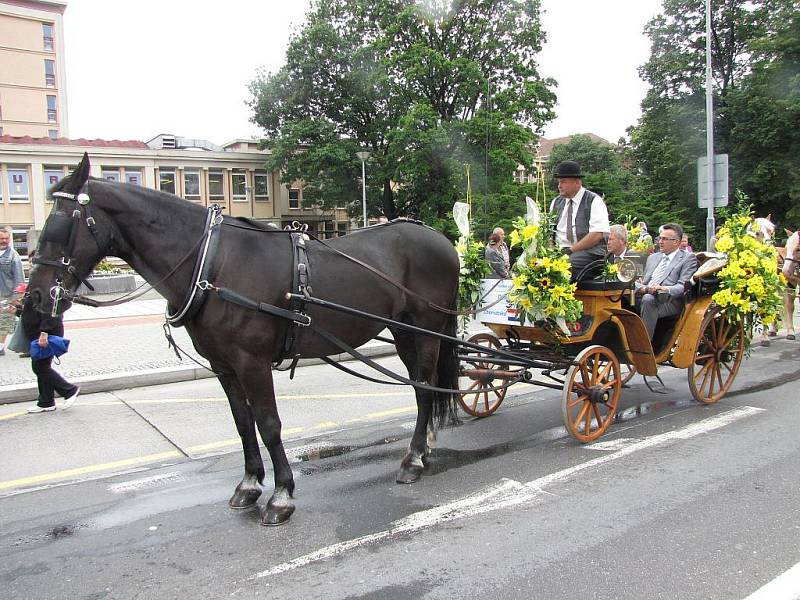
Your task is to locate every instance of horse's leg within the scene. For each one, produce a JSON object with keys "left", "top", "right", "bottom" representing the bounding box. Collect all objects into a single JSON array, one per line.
[
  {"left": 216, "top": 371, "right": 264, "bottom": 509},
  {"left": 238, "top": 364, "right": 295, "bottom": 526},
  {"left": 786, "top": 287, "right": 797, "bottom": 340},
  {"left": 392, "top": 328, "right": 440, "bottom": 484}
]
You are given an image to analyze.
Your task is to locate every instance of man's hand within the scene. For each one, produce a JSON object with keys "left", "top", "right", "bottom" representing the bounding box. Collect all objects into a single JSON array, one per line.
[{"left": 37, "top": 332, "right": 49, "bottom": 348}]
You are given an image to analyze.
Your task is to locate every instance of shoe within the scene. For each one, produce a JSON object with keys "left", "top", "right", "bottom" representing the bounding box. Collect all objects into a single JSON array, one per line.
[
  {"left": 0, "top": 348, "right": 5, "bottom": 356},
  {"left": 27, "top": 404, "right": 56, "bottom": 413},
  {"left": 18, "top": 352, "right": 30, "bottom": 358},
  {"left": 62, "top": 387, "right": 80, "bottom": 410},
  {"left": 768, "top": 330, "right": 777, "bottom": 337}
]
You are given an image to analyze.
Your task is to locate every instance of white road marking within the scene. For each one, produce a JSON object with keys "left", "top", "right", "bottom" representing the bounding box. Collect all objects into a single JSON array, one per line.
[
  {"left": 107, "top": 471, "right": 184, "bottom": 493},
  {"left": 587, "top": 438, "right": 640, "bottom": 451},
  {"left": 742, "top": 561, "right": 800, "bottom": 600},
  {"left": 253, "top": 405, "right": 763, "bottom": 579}
]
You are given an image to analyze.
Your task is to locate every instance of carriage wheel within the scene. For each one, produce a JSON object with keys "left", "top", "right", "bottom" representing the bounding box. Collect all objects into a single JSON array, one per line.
[
  {"left": 458, "top": 333, "right": 509, "bottom": 417},
  {"left": 619, "top": 362, "right": 637, "bottom": 386},
  {"left": 688, "top": 307, "right": 744, "bottom": 404},
  {"left": 562, "top": 345, "right": 622, "bottom": 443}
]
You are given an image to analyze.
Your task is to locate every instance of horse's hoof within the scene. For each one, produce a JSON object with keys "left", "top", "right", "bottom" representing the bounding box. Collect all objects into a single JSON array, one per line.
[
  {"left": 396, "top": 464, "right": 423, "bottom": 484},
  {"left": 261, "top": 504, "right": 295, "bottom": 526},
  {"left": 229, "top": 487, "right": 262, "bottom": 509},
  {"left": 788, "top": 334, "right": 796, "bottom": 341},
  {"left": 760, "top": 339, "right": 770, "bottom": 347}
]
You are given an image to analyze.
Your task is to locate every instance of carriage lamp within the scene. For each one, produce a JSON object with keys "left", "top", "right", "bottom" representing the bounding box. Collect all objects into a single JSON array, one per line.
[{"left": 616, "top": 258, "right": 637, "bottom": 283}]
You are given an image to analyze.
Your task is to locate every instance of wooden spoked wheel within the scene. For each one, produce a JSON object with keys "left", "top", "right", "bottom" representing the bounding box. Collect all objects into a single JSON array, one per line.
[
  {"left": 688, "top": 308, "right": 744, "bottom": 404},
  {"left": 458, "top": 333, "right": 509, "bottom": 417},
  {"left": 562, "top": 345, "right": 622, "bottom": 443}
]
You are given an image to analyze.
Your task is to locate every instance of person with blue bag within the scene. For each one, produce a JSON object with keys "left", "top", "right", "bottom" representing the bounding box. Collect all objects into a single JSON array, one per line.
[{"left": 18, "top": 253, "right": 79, "bottom": 413}]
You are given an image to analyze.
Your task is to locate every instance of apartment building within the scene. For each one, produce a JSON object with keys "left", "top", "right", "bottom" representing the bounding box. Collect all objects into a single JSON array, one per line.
[
  {"left": 0, "top": 0, "right": 69, "bottom": 138},
  {"left": 0, "top": 133, "right": 351, "bottom": 254}
]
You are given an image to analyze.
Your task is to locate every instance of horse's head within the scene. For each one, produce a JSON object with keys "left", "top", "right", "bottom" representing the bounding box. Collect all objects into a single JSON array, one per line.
[
  {"left": 782, "top": 229, "right": 800, "bottom": 284},
  {"left": 28, "top": 153, "right": 111, "bottom": 316},
  {"left": 749, "top": 215, "right": 775, "bottom": 244}
]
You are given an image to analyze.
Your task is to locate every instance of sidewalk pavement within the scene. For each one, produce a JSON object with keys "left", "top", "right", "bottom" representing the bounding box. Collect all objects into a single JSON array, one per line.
[{"left": 0, "top": 289, "right": 397, "bottom": 404}]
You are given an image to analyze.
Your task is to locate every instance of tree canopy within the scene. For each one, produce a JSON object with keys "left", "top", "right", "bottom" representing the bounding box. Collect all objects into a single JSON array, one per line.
[
  {"left": 249, "top": 0, "right": 556, "bottom": 238},
  {"left": 627, "top": 0, "right": 800, "bottom": 240}
]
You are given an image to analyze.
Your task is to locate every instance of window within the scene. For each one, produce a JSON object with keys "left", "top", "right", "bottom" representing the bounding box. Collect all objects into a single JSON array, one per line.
[
  {"left": 231, "top": 171, "right": 247, "bottom": 202},
  {"left": 43, "top": 166, "right": 65, "bottom": 196},
  {"left": 48, "top": 129, "right": 58, "bottom": 139},
  {"left": 184, "top": 170, "right": 201, "bottom": 201},
  {"left": 11, "top": 225, "right": 32, "bottom": 258},
  {"left": 254, "top": 172, "right": 270, "bottom": 202},
  {"left": 208, "top": 170, "right": 224, "bottom": 201},
  {"left": 7, "top": 168, "right": 30, "bottom": 202},
  {"left": 159, "top": 169, "right": 176, "bottom": 194},
  {"left": 43, "top": 23, "right": 54, "bottom": 50},
  {"left": 288, "top": 187, "right": 300, "bottom": 209},
  {"left": 45, "top": 60, "right": 55, "bottom": 87},
  {"left": 46, "top": 95, "right": 57, "bottom": 122},
  {"left": 101, "top": 168, "right": 120, "bottom": 182},
  {"left": 125, "top": 170, "right": 142, "bottom": 186},
  {"left": 337, "top": 222, "right": 348, "bottom": 237}
]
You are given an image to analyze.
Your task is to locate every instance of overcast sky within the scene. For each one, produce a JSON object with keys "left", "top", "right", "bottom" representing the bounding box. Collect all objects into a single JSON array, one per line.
[{"left": 62, "top": 0, "right": 663, "bottom": 145}]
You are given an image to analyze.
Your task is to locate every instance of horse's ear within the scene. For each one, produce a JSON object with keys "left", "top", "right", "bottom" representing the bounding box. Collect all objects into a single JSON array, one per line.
[
  {"left": 787, "top": 228, "right": 795, "bottom": 237},
  {"left": 65, "top": 153, "right": 91, "bottom": 192}
]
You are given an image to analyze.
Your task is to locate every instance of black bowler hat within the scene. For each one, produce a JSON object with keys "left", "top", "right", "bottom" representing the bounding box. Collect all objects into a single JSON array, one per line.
[{"left": 554, "top": 160, "right": 584, "bottom": 179}]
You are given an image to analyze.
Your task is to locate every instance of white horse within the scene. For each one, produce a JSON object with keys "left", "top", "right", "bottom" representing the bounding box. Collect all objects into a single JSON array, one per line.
[
  {"left": 749, "top": 216, "right": 780, "bottom": 345},
  {"left": 780, "top": 229, "right": 799, "bottom": 341}
]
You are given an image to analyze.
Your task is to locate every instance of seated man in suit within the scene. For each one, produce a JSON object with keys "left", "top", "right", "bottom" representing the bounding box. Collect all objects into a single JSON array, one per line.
[
  {"left": 607, "top": 224, "right": 628, "bottom": 262},
  {"left": 634, "top": 223, "right": 698, "bottom": 340}
]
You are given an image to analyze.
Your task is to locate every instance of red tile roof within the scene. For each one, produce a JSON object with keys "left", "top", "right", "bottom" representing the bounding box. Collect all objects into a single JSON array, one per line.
[{"left": 0, "top": 135, "right": 148, "bottom": 149}]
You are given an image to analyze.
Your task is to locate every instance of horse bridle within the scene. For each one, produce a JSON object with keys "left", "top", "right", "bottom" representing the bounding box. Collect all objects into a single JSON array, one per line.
[{"left": 33, "top": 182, "right": 106, "bottom": 315}]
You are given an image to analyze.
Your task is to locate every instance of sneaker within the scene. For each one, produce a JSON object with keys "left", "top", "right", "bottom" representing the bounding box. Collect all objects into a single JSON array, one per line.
[
  {"left": 27, "top": 404, "right": 56, "bottom": 413},
  {"left": 62, "top": 387, "right": 80, "bottom": 410},
  {"left": 0, "top": 348, "right": 5, "bottom": 356}
]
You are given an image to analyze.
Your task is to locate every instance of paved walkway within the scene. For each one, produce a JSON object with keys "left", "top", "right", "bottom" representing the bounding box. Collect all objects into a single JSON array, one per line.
[{"left": 0, "top": 284, "right": 395, "bottom": 403}]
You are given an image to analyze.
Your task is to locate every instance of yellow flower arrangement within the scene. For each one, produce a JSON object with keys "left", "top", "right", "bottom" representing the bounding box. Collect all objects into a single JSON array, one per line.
[
  {"left": 507, "top": 214, "right": 583, "bottom": 329},
  {"left": 624, "top": 215, "right": 655, "bottom": 253},
  {"left": 711, "top": 205, "right": 785, "bottom": 340}
]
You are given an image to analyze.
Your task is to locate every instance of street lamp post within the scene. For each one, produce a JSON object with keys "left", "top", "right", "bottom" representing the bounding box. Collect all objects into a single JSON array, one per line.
[{"left": 356, "top": 151, "right": 371, "bottom": 228}]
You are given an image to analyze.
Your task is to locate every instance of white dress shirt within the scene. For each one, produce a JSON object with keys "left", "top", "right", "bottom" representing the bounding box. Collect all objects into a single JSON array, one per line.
[{"left": 550, "top": 188, "right": 611, "bottom": 248}]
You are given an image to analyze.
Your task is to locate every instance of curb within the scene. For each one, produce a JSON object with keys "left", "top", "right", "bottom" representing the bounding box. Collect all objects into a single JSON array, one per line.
[{"left": 0, "top": 342, "right": 397, "bottom": 404}]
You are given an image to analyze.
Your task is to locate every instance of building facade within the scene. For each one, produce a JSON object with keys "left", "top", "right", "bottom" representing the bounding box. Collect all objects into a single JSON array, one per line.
[
  {"left": 0, "top": 134, "right": 351, "bottom": 254},
  {"left": 0, "top": 0, "right": 69, "bottom": 138}
]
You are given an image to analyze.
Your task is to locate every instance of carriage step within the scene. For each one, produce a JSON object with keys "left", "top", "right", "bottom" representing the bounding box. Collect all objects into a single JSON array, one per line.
[{"left": 643, "top": 374, "right": 672, "bottom": 394}]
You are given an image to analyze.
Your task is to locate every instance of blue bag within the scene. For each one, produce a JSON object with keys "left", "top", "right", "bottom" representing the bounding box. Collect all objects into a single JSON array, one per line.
[{"left": 30, "top": 335, "right": 70, "bottom": 360}]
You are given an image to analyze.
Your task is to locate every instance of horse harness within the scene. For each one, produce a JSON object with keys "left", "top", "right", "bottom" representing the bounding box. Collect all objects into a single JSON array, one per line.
[{"left": 34, "top": 186, "right": 105, "bottom": 314}]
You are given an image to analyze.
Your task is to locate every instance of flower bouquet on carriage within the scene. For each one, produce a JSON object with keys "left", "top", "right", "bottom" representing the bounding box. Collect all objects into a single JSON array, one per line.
[
  {"left": 505, "top": 198, "right": 583, "bottom": 334},
  {"left": 453, "top": 201, "right": 490, "bottom": 336},
  {"left": 707, "top": 203, "right": 785, "bottom": 346}
]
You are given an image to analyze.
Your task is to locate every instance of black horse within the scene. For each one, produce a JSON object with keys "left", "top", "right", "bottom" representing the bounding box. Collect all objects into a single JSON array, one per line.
[{"left": 27, "top": 154, "right": 460, "bottom": 526}]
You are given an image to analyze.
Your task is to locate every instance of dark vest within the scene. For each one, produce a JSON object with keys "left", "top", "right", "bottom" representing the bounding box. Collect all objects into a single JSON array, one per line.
[{"left": 552, "top": 189, "right": 600, "bottom": 244}]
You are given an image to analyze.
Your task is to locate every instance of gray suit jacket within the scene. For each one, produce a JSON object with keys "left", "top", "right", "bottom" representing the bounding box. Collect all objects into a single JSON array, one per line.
[
  {"left": 635, "top": 249, "right": 698, "bottom": 299},
  {"left": 485, "top": 244, "right": 509, "bottom": 279}
]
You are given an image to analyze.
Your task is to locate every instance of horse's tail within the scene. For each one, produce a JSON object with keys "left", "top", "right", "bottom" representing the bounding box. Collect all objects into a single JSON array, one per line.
[{"left": 432, "top": 312, "right": 461, "bottom": 429}]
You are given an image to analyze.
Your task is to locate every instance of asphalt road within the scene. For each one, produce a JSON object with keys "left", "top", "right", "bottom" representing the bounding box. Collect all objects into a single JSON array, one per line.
[{"left": 1, "top": 339, "right": 800, "bottom": 600}]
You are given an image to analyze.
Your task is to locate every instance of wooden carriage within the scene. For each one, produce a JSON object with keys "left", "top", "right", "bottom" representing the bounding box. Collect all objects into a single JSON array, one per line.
[{"left": 458, "top": 256, "right": 744, "bottom": 442}]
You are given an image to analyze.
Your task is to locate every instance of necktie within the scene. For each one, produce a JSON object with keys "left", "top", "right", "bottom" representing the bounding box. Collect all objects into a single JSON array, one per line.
[
  {"left": 566, "top": 199, "right": 575, "bottom": 243},
  {"left": 649, "top": 255, "right": 670, "bottom": 285}
]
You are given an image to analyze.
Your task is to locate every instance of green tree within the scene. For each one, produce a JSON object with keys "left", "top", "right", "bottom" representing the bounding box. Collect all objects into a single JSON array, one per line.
[
  {"left": 249, "top": 0, "right": 556, "bottom": 238},
  {"left": 627, "top": 0, "right": 798, "bottom": 238},
  {"left": 542, "top": 134, "right": 673, "bottom": 228}
]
